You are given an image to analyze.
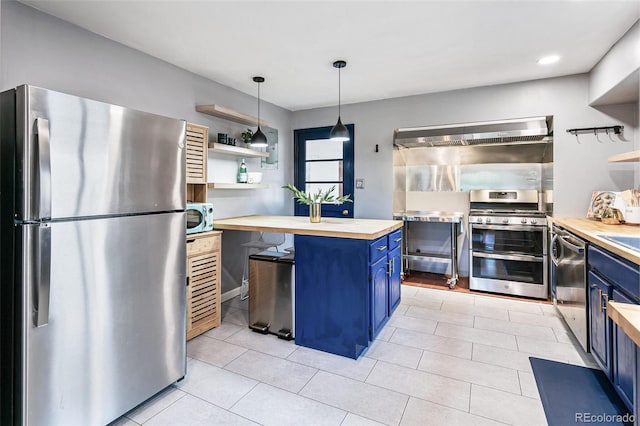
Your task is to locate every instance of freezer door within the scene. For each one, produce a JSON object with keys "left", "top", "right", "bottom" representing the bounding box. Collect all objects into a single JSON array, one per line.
[
  {"left": 15, "top": 85, "right": 186, "bottom": 221},
  {"left": 21, "top": 212, "right": 186, "bottom": 426}
]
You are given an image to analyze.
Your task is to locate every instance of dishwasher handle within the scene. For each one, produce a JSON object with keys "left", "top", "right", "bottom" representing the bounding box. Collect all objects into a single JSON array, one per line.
[
  {"left": 550, "top": 234, "right": 561, "bottom": 267},
  {"left": 559, "top": 235, "right": 585, "bottom": 254}
]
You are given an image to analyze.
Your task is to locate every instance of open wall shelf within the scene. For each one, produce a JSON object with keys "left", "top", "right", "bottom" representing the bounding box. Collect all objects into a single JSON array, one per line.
[
  {"left": 207, "top": 183, "right": 269, "bottom": 189},
  {"left": 208, "top": 142, "right": 268, "bottom": 158},
  {"left": 609, "top": 150, "right": 640, "bottom": 163},
  {"left": 196, "top": 104, "right": 269, "bottom": 127}
]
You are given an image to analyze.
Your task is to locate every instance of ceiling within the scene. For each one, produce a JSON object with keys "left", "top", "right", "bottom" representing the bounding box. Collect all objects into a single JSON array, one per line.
[{"left": 20, "top": 1, "right": 640, "bottom": 111}]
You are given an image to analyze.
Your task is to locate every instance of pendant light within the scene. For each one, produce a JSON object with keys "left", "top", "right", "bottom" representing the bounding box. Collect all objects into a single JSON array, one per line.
[
  {"left": 250, "top": 76, "right": 268, "bottom": 147},
  {"left": 329, "top": 60, "right": 350, "bottom": 142}
]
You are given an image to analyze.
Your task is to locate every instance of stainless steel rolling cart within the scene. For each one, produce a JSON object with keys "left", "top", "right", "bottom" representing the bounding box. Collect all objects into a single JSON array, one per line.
[{"left": 393, "top": 211, "right": 464, "bottom": 288}]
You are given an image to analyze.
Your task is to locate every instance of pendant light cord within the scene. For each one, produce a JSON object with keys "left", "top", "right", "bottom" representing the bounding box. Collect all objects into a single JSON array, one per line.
[
  {"left": 338, "top": 66, "right": 341, "bottom": 117},
  {"left": 257, "top": 82, "right": 261, "bottom": 126}
]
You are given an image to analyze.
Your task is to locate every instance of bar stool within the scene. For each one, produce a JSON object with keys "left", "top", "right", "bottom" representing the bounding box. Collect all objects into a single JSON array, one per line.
[{"left": 240, "top": 232, "right": 285, "bottom": 300}]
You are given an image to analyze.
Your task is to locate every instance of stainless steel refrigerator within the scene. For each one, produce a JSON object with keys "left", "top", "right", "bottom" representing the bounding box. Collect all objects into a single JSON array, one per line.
[{"left": 0, "top": 85, "right": 187, "bottom": 425}]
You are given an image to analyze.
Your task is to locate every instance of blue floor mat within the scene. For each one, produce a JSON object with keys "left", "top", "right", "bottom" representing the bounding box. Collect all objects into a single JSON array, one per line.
[{"left": 530, "top": 357, "right": 633, "bottom": 426}]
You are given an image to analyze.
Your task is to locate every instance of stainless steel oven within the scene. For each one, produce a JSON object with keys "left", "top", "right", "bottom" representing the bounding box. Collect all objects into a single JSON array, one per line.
[{"left": 469, "top": 190, "right": 548, "bottom": 299}]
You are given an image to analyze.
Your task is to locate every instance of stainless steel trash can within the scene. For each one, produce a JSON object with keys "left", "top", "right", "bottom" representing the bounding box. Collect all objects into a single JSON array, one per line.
[{"left": 248, "top": 250, "right": 295, "bottom": 340}]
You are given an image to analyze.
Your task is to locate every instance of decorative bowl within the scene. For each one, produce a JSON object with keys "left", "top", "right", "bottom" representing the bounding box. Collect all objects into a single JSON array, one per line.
[{"left": 247, "top": 172, "right": 263, "bottom": 184}]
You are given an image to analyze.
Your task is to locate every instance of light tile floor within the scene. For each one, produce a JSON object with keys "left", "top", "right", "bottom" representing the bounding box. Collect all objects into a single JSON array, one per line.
[{"left": 113, "top": 285, "right": 597, "bottom": 426}]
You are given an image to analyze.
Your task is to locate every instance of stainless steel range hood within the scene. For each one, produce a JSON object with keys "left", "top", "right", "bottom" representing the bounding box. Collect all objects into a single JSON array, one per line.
[{"left": 394, "top": 116, "right": 552, "bottom": 148}]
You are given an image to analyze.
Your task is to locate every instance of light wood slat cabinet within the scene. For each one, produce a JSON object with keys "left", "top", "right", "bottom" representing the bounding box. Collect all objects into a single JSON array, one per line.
[
  {"left": 186, "top": 230, "right": 222, "bottom": 340},
  {"left": 186, "top": 123, "right": 208, "bottom": 184}
]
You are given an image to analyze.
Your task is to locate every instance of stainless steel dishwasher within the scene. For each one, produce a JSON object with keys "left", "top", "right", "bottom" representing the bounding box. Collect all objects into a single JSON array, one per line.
[
  {"left": 248, "top": 250, "right": 295, "bottom": 340},
  {"left": 551, "top": 225, "right": 588, "bottom": 351}
]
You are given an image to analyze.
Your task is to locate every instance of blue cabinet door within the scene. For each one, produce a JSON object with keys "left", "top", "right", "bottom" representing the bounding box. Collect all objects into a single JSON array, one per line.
[
  {"left": 370, "top": 255, "right": 388, "bottom": 340},
  {"left": 388, "top": 246, "right": 401, "bottom": 315},
  {"left": 293, "top": 231, "right": 399, "bottom": 359},
  {"left": 294, "top": 235, "right": 370, "bottom": 359},
  {"left": 612, "top": 288, "right": 636, "bottom": 412},
  {"left": 589, "top": 271, "right": 612, "bottom": 378}
]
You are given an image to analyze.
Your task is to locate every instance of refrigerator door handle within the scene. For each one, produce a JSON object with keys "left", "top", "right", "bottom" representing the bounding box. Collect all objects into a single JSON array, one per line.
[
  {"left": 33, "top": 224, "right": 52, "bottom": 327},
  {"left": 35, "top": 117, "right": 52, "bottom": 220}
]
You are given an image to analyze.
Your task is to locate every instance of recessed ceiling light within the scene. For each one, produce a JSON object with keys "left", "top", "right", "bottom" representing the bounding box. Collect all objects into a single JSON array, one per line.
[{"left": 538, "top": 55, "right": 560, "bottom": 65}]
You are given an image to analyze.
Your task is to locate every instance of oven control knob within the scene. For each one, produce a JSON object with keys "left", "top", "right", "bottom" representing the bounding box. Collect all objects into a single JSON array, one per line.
[
  {"left": 521, "top": 218, "right": 527, "bottom": 224},
  {"left": 529, "top": 218, "right": 537, "bottom": 225},
  {"left": 502, "top": 218, "right": 509, "bottom": 224},
  {"left": 485, "top": 218, "right": 491, "bottom": 224}
]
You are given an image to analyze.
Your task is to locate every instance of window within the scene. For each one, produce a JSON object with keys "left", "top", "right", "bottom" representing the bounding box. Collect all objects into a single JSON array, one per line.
[{"left": 293, "top": 125, "right": 354, "bottom": 218}]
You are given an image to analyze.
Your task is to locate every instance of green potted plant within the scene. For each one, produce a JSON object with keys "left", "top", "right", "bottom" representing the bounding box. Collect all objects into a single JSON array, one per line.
[
  {"left": 241, "top": 128, "right": 253, "bottom": 145},
  {"left": 283, "top": 183, "right": 352, "bottom": 223}
]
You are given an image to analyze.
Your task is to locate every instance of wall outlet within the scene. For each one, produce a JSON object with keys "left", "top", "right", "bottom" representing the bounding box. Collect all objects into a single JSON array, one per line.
[{"left": 356, "top": 178, "right": 365, "bottom": 189}]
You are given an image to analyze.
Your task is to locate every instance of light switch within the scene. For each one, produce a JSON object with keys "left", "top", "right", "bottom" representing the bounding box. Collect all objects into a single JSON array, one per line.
[{"left": 356, "top": 178, "right": 365, "bottom": 189}]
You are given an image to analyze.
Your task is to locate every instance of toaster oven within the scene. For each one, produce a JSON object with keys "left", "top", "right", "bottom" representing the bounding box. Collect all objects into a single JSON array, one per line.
[{"left": 186, "top": 202, "right": 213, "bottom": 234}]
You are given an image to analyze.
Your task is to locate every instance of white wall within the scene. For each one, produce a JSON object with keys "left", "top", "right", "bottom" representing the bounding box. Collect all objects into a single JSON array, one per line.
[
  {"left": 1, "top": 1, "right": 293, "bottom": 218},
  {"left": 588, "top": 19, "right": 640, "bottom": 188},
  {"left": 0, "top": 0, "right": 294, "bottom": 292},
  {"left": 589, "top": 20, "right": 640, "bottom": 105},
  {"left": 293, "top": 74, "right": 638, "bottom": 220}
]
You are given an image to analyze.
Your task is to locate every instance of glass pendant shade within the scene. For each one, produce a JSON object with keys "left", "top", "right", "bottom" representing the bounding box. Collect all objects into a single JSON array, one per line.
[
  {"left": 330, "top": 116, "right": 349, "bottom": 142},
  {"left": 330, "top": 60, "right": 349, "bottom": 142},
  {"left": 250, "top": 126, "right": 268, "bottom": 147},
  {"left": 250, "top": 75, "right": 268, "bottom": 148}
]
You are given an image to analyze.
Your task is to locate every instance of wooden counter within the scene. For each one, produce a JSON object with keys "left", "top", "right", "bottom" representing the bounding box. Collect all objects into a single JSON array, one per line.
[
  {"left": 213, "top": 215, "right": 403, "bottom": 240},
  {"left": 609, "top": 301, "right": 640, "bottom": 347},
  {"left": 551, "top": 218, "right": 640, "bottom": 265}
]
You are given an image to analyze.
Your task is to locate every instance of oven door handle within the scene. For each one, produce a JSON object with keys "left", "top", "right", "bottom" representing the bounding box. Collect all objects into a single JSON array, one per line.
[
  {"left": 471, "top": 224, "right": 544, "bottom": 232},
  {"left": 472, "top": 251, "right": 544, "bottom": 262}
]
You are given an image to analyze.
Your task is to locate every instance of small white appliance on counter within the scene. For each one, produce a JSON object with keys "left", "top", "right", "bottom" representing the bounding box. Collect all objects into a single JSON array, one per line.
[{"left": 186, "top": 202, "right": 214, "bottom": 234}]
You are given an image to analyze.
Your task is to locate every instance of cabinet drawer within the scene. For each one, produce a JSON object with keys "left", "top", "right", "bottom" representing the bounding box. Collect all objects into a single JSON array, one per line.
[
  {"left": 187, "top": 234, "right": 220, "bottom": 257},
  {"left": 388, "top": 229, "right": 402, "bottom": 250},
  {"left": 369, "top": 236, "right": 388, "bottom": 262},
  {"left": 589, "top": 245, "right": 640, "bottom": 300}
]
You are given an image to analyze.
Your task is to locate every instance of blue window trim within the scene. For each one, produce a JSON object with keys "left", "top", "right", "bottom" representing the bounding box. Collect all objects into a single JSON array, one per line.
[{"left": 293, "top": 124, "right": 354, "bottom": 218}]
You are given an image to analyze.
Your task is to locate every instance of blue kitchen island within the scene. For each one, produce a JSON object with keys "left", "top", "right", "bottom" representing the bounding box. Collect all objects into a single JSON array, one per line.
[{"left": 213, "top": 215, "right": 403, "bottom": 358}]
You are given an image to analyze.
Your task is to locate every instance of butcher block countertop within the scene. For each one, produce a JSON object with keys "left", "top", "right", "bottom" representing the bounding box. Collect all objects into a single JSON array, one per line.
[
  {"left": 552, "top": 218, "right": 640, "bottom": 265},
  {"left": 608, "top": 301, "right": 640, "bottom": 347},
  {"left": 213, "top": 215, "right": 403, "bottom": 240}
]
